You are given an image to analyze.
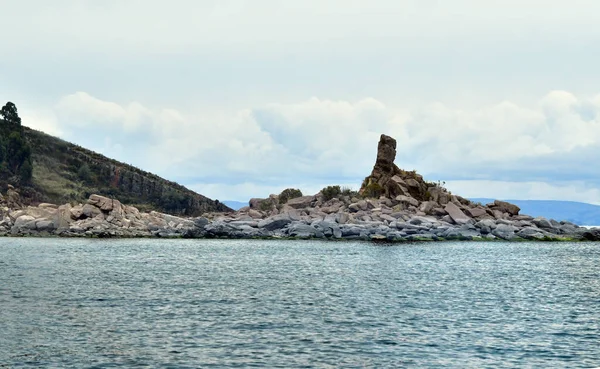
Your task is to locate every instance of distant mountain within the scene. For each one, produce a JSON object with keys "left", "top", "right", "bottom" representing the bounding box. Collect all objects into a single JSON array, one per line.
[
  {"left": 222, "top": 200, "right": 248, "bottom": 211},
  {"left": 469, "top": 198, "right": 600, "bottom": 226},
  {"left": 0, "top": 119, "right": 231, "bottom": 216}
]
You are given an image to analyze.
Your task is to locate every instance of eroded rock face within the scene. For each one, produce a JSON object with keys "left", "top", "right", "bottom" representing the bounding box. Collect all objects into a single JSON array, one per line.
[{"left": 359, "top": 134, "right": 443, "bottom": 202}]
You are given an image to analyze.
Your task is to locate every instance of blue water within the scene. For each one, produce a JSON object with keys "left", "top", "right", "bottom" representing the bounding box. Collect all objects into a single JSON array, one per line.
[{"left": 1, "top": 239, "right": 599, "bottom": 368}]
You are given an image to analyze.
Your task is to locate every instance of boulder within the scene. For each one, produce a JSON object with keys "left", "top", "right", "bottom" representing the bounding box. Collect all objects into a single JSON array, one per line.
[
  {"left": 491, "top": 200, "right": 520, "bottom": 216},
  {"left": 287, "top": 223, "right": 321, "bottom": 238},
  {"left": 258, "top": 215, "right": 292, "bottom": 231},
  {"left": 82, "top": 204, "right": 102, "bottom": 219},
  {"left": 428, "top": 187, "right": 451, "bottom": 205},
  {"left": 532, "top": 217, "right": 554, "bottom": 229},
  {"left": 88, "top": 194, "right": 117, "bottom": 211},
  {"left": 444, "top": 202, "right": 472, "bottom": 225},
  {"left": 6, "top": 186, "right": 23, "bottom": 209},
  {"left": 395, "top": 195, "right": 419, "bottom": 208},
  {"left": 53, "top": 204, "right": 74, "bottom": 229},
  {"left": 70, "top": 205, "right": 84, "bottom": 220},
  {"left": 35, "top": 220, "right": 55, "bottom": 231},
  {"left": 492, "top": 224, "right": 518, "bottom": 240},
  {"left": 419, "top": 201, "right": 438, "bottom": 215},
  {"left": 13, "top": 215, "right": 37, "bottom": 231},
  {"left": 336, "top": 212, "right": 350, "bottom": 224},
  {"left": 582, "top": 228, "right": 600, "bottom": 241},
  {"left": 286, "top": 196, "right": 316, "bottom": 209},
  {"left": 247, "top": 209, "right": 263, "bottom": 219},
  {"left": 464, "top": 207, "right": 488, "bottom": 218},
  {"left": 431, "top": 208, "right": 448, "bottom": 217}
]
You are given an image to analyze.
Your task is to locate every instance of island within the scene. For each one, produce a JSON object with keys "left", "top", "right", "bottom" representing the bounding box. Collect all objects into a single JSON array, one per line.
[{"left": 1, "top": 134, "right": 599, "bottom": 241}]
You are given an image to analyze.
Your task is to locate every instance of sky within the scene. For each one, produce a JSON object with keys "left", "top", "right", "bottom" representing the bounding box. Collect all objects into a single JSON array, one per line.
[{"left": 1, "top": 0, "right": 600, "bottom": 203}]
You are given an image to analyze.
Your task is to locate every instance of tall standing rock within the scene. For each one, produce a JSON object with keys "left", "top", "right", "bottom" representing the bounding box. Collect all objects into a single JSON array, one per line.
[{"left": 360, "top": 134, "right": 430, "bottom": 200}]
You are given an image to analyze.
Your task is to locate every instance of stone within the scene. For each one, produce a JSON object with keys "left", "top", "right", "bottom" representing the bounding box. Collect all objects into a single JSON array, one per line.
[
  {"left": 88, "top": 194, "right": 117, "bottom": 212},
  {"left": 54, "top": 204, "right": 74, "bottom": 229},
  {"left": 70, "top": 205, "right": 84, "bottom": 220},
  {"left": 13, "top": 215, "right": 36, "bottom": 230},
  {"left": 6, "top": 186, "right": 23, "bottom": 209},
  {"left": 258, "top": 215, "right": 292, "bottom": 231},
  {"left": 395, "top": 195, "right": 419, "bottom": 208},
  {"left": 35, "top": 220, "right": 55, "bottom": 231},
  {"left": 348, "top": 203, "right": 361, "bottom": 213},
  {"left": 428, "top": 187, "right": 451, "bottom": 205},
  {"left": 444, "top": 202, "right": 472, "bottom": 225},
  {"left": 533, "top": 217, "right": 554, "bottom": 229},
  {"left": 492, "top": 224, "right": 518, "bottom": 240},
  {"left": 431, "top": 208, "right": 448, "bottom": 217},
  {"left": 287, "top": 223, "right": 321, "bottom": 238},
  {"left": 475, "top": 219, "right": 497, "bottom": 230},
  {"left": 491, "top": 200, "right": 520, "bottom": 216},
  {"left": 336, "top": 212, "right": 350, "bottom": 224},
  {"left": 418, "top": 201, "right": 438, "bottom": 215},
  {"left": 405, "top": 178, "right": 420, "bottom": 189},
  {"left": 581, "top": 228, "right": 600, "bottom": 241},
  {"left": 464, "top": 207, "right": 488, "bottom": 218},
  {"left": 194, "top": 217, "right": 209, "bottom": 229},
  {"left": 246, "top": 209, "right": 261, "bottom": 219},
  {"left": 286, "top": 196, "right": 316, "bottom": 209},
  {"left": 518, "top": 227, "right": 552, "bottom": 240},
  {"left": 82, "top": 204, "right": 102, "bottom": 219}
]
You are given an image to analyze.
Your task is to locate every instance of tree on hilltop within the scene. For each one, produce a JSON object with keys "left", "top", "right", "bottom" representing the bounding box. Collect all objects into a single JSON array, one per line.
[{"left": 0, "top": 102, "right": 22, "bottom": 125}]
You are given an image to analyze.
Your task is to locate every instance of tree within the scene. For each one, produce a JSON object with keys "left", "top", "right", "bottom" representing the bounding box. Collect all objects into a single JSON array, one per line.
[
  {"left": 0, "top": 102, "right": 21, "bottom": 126},
  {"left": 19, "top": 159, "right": 32, "bottom": 182},
  {"left": 6, "top": 131, "right": 31, "bottom": 173},
  {"left": 78, "top": 163, "right": 91, "bottom": 181}
]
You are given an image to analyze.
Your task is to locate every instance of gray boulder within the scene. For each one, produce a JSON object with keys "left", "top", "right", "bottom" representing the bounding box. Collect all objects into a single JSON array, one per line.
[
  {"left": 258, "top": 215, "right": 292, "bottom": 231},
  {"left": 492, "top": 224, "right": 518, "bottom": 240},
  {"left": 532, "top": 217, "right": 554, "bottom": 229}
]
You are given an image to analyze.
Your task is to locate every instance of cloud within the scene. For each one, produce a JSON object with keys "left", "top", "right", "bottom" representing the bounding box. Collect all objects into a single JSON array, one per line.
[{"left": 18, "top": 89, "right": 600, "bottom": 202}]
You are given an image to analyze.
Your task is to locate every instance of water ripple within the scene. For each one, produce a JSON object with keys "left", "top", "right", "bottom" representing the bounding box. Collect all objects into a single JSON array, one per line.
[{"left": 1, "top": 238, "right": 599, "bottom": 368}]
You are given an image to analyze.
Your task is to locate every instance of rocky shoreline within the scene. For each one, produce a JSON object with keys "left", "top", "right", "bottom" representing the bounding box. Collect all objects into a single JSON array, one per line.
[
  {"left": 2, "top": 189, "right": 600, "bottom": 242},
  {"left": 2, "top": 134, "right": 600, "bottom": 242}
]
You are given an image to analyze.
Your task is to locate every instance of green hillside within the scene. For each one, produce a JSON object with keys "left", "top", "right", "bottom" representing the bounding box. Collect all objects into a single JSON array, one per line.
[{"left": 0, "top": 102, "right": 231, "bottom": 216}]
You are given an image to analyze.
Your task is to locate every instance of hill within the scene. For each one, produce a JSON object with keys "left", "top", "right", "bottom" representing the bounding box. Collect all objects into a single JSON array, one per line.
[
  {"left": 470, "top": 198, "right": 600, "bottom": 226},
  {"left": 0, "top": 111, "right": 231, "bottom": 216}
]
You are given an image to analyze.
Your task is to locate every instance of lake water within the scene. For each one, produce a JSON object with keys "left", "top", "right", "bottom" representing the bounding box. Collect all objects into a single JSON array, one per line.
[{"left": 1, "top": 239, "right": 599, "bottom": 368}]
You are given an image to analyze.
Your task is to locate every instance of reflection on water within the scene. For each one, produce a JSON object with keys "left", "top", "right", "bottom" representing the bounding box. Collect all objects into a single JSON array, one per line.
[{"left": 1, "top": 238, "right": 599, "bottom": 368}]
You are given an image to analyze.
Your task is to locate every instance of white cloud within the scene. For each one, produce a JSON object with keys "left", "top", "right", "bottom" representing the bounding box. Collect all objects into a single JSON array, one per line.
[{"left": 19, "top": 89, "right": 600, "bottom": 203}]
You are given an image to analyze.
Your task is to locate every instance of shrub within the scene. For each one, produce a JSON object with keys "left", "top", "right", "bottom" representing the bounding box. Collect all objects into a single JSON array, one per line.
[
  {"left": 278, "top": 188, "right": 302, "bottom": 204},
  {"left": 321, "top": 185, "right": 341, "bottom": 201},
  {"left": 259, "top": 199, "right": 273, "bottom": 211},
  {"left": 341, "top": 186, "right": 359, "bottom": 198},
  {"left": 363, "top": 182, "right": 383, "bottom": 198},
  {"left": 78, "top": 163, "right": 91, "bottom": 181}
]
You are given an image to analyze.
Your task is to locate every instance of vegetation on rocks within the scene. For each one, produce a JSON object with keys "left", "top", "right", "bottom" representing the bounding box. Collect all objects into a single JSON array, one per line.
[
  {"left": 321, "top": 185, "right": 342, "bottom": 201},
  {"left": 278, "top": 188, "right": 303, "bottom": 204}
]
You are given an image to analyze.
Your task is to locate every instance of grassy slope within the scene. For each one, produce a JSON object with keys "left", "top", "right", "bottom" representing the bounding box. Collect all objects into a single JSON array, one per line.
[{"left": 1, "top": 122, "right": 231, "bottom": 215}]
